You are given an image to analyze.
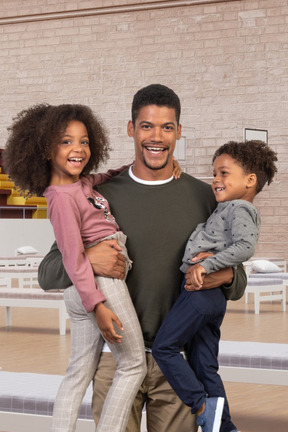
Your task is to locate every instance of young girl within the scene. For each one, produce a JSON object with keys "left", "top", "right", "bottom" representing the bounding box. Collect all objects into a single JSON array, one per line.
[
  {"left": 153, "top": 140, "right": 278, "bottom": 432},
  {"left": 4, "top": 103, "right": 148, "bottom": 432}
]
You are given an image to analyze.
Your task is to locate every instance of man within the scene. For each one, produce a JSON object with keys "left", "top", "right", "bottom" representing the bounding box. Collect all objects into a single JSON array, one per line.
[{"left": 39, "top": 84, "right": 246, "bottom": 432}]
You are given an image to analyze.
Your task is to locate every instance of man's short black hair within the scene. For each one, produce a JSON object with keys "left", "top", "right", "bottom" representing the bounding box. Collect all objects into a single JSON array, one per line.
[{"left": 131, "top": 84, "right": 181, "bottom": 125}]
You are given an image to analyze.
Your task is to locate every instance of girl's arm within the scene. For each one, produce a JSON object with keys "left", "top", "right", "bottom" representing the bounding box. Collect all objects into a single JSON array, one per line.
[
  {"left": 172, "top": 157, "right": 182, "bottom": 179},
  {"left": 47, "top": 191, "right": 106, "bottom": 313},
  {"left": 89, "top": 163, "right": 133, "bottom": 186}
]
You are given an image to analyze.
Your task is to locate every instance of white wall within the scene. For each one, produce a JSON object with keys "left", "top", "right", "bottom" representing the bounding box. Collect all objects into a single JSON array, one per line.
[{"left": 0, "top": 220, "right": 55, "bottom": 256}]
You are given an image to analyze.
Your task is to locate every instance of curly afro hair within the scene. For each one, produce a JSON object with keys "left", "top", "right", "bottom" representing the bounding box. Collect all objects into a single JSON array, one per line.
[
  {"left": 4, "top": 103, "right": 111, "bottom": 196},
  {"left": 212, "top": 140, "right": 278, "bottom": 194}
]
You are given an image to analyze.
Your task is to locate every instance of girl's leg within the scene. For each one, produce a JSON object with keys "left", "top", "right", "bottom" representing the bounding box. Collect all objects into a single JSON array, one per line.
[
  {"left": 52, "top": 286, "right": 103, "bottom": 432},
  {"left": 95, "top": 274, "right": 146, "bottom": 432}
]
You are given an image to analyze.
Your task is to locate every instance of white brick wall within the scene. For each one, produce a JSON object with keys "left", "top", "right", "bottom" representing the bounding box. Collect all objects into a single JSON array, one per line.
[{"left": 1, "top": 0, "right": 287, "bottom": 262}]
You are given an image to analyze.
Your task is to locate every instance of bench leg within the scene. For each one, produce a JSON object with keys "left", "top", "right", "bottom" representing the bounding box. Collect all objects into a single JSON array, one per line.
[
  {"left": 254, "top": 292, "right": 260, "bottom": 314},
  {"left": 245, "top": 292, "right": 250, "bottom": 304},
  {"left": 282, "top": 288, "right": 286, "bottom": 312},
  {"left": 5, "top": 306, "right": 12, "bottom": 326},
  {"left": 59, "top": 304, "right": 67, "bottom": 336}
]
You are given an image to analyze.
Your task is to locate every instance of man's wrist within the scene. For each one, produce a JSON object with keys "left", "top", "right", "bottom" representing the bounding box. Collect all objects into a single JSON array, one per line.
[{"left": 222, "top": 267, "right": 234, "bottom": 287}]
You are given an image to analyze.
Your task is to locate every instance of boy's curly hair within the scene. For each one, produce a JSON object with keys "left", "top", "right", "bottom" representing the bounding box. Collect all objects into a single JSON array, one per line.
[
  {"left": 4, "top": 103, "right": 111, "bottom": 196},
  {"left": 212, "top": 140, "right": 278, "bottom": 194}
]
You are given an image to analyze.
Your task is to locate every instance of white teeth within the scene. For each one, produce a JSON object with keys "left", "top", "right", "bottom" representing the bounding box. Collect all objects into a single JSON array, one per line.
[
  {"left": 69, "top": 158, "right": 83, "bottom": 162},
  {"left": 216, "top": 187, "right": 224, "bottom": 191},
  {"left": 146, "top": 147, "right": 165, "bottom": 151}
]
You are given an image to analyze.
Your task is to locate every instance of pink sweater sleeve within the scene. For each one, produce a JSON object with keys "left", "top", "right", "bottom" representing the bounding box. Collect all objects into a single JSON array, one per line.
[{"left": 48, "top": 191, "right": 106, "bottom": 313}]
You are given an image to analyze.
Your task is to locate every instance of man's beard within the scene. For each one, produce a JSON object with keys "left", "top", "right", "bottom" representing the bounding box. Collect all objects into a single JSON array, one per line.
[{"left": 143, "top": 155, "right": 169, "bottom": 171}]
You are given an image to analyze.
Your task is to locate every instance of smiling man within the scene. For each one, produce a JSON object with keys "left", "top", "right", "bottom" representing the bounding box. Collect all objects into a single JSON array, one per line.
[
  {"left": 128, "top": 104, "right": 181, "bottom": 177},
  {"left": 38, "top": 84, "right": 247, "bottom": 432}
]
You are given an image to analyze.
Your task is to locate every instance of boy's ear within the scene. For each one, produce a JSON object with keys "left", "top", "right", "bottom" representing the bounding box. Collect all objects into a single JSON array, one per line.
[{"left": 247, "top": 173, "right": 257, "bottom": 188}]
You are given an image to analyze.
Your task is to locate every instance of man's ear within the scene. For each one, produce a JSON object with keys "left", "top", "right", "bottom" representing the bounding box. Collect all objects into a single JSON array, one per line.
[
  {"left": 247, "top": 173, "right": 257, "bottom": 188},
  {"left": 176, "top": 124, "right": 182, "bottom": 140},
  {"left": 127, "top": 120, "right": 134, "bottom": 137}
]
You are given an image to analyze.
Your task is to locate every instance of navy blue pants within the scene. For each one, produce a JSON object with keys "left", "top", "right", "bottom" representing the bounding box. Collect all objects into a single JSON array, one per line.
[{"left": 152, "top": 281, "right": 237, "bottom": 432}]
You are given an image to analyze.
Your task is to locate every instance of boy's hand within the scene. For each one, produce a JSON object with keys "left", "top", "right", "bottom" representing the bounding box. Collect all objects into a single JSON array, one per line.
[
  {"left": 94, "top": 302, "right": 123, "bottom": 344},
  {"left": 172, "top": 157, "right": 182, "bottom": 179},
  {"left": 185, "top": 252, "right": 234, "bottom": 291},
  {"left": 185, "top": 264, "right": 206, "bottom": 290}
]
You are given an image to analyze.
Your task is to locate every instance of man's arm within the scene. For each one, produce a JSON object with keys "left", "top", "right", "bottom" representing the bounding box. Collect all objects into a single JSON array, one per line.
[
  {"left": 185, "top": 263, "right": 247, "bottom": 301},
  {"left": 38, "top": 239, "right": 126, "bottom": 291},
  {"left": 38, "top": 241, "right": 71, "bottom": 290}
]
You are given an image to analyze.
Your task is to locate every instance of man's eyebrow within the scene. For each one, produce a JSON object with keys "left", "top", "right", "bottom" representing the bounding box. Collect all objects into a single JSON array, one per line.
[{"left": 138, "top": 121, "right": 176, "bottom": 126}]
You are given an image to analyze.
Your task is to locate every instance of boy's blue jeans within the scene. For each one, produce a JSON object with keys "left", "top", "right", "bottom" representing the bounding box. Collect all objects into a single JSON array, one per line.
[{"left": 152, "top": 281, "right": 237, "bottom": 432}]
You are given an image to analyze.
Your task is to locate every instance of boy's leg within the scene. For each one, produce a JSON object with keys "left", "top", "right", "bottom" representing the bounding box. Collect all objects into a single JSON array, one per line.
[
  {"left": 152, "top": 286, "right": 207, "bottom": 412},
  {"left": 186, "top": 287, "right": 237, "bottom": 432},
  {"left": 52, "top": 286, "right": 103, "bottom": 432}
]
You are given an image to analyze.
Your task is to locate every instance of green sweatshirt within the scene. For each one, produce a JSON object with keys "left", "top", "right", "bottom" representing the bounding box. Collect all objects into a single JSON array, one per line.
[{"left": 38, "top": 170, "right": 246, "bottom": 348}]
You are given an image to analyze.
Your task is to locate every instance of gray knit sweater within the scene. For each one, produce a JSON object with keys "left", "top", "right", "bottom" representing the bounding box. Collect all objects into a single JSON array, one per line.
[{"left": 180, "top": 200, "right": 261, "bottom": 275}]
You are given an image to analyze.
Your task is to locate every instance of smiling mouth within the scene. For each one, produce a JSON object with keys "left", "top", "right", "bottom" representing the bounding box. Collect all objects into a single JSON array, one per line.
[
  {"left": 144, "top": 146, "right": 167, "bottom": 152},
  {"left": 215, "top": 187, "right": 225, "bottom": 192},
  {"left": 68, "top": 157, "right": 84, "bottom": 162}
]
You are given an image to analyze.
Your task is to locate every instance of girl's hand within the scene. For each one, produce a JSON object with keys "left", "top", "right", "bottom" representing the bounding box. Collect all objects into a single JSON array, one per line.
[
  {"left": 172, "top": 157, "right": 182, "bottom": 179},
  {"left": 94, "top": 302, "right": 123, "bottom": 343}
]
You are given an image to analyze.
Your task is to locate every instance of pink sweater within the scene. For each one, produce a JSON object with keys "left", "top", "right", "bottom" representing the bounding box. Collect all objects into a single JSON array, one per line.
[{"left": 44, "top": 172, "right": 121, "bottom": 312}]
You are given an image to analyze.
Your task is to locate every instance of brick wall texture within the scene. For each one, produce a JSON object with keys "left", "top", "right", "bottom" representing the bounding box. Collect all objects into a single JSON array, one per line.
[{"left": 1, "top": 0, "right": 287, "bottom": 262}]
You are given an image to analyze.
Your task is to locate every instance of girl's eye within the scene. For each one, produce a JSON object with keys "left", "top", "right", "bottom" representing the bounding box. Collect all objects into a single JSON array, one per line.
[
  {"left": 62, "top": 140, "right": 71, "bottom": 145},
  {"left": 81, "top": 140, "right": 89, "bottom": 145}
]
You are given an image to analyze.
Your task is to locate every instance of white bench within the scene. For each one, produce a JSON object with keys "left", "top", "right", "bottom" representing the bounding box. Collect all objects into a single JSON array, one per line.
[
  {"left": 0, "top": 372, "right": 94, "bottom": 432},
  {"left": 245, "top": 277, "right": 286, "bottom": 314},
  {"left": 219, "top": 340, "right": 288, "bottom": 386},
  {"left": 0, "top": 371, "right": 147, "bottom": 432},
  {"left": 243, "top": 259, "right": 287, "bottom": 314},
  {"left": 1, "top": 341, "right": 287, "bottom": 432},
  {"left": 0, "top": 267, "right": 68, "bottom": 335}
]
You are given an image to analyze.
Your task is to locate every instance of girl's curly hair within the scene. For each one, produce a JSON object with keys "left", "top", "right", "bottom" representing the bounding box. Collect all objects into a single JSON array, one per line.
[
  {"left": 4, "top": 103, "right": 111, "bottom": 196},
  {"left": 212, "top": 140, "right": 278, "bottom": 194}
]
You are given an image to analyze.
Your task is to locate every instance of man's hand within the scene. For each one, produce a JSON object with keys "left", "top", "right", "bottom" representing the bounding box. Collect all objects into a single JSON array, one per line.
[
  {"left": 85, "top": 239, "right": 126, "bottom": 279},
  {"left": 94, "top": 302, "right": 123, "bottom": 343},
  {"left": 185, "top": 252, "right": 234, "bottom": 291}
]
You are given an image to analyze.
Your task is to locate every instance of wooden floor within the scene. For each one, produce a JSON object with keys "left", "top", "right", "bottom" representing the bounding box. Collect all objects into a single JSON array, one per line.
[{"left": 0, "top": 295, "right": 287, "bottom": 432}]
